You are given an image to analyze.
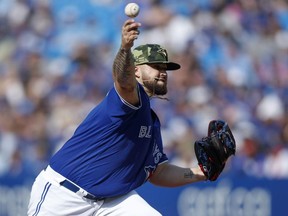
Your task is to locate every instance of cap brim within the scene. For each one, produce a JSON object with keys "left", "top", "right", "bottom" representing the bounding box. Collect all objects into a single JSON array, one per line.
[
  {"left": 136, "top": 61, "right": 181, "bottom": 70},
  {"left": 166, "top": 62, "right": 181, "bottom": 70}
]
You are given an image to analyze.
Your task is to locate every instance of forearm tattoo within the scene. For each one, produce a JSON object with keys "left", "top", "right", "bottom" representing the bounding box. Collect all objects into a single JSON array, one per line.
[
  {"left": 113, "top": 48, "right": 135, "bottom": 85},
  {"left": 184, "top": 170, "right": 194, "bottom": 179}
]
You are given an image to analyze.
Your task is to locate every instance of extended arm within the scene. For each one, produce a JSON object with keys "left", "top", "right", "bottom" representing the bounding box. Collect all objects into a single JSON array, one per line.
[
  {"left": 113, "top": 19, "right": 141, "bottom": 105},
  {"left": 149, "top": 162, "right": 206, "bottom": 187},
  {"left": 151, "top": 120, "right": 236, "bottom": 186}
]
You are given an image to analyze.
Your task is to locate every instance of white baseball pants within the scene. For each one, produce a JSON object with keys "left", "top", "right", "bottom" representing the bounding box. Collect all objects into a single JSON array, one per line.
[{"left": 27, "top": 166, "right": 161, "bottom": 216}]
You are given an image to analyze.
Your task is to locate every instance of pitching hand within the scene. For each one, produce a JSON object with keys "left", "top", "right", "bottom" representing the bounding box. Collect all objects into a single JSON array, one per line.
[{"left": 121, "top": 19, "right": 141, "bottom": 50}]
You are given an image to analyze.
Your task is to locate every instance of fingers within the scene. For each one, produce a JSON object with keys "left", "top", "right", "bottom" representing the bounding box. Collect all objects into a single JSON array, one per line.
[{"left": 121, "top": 19, "right": 141, "bottom": 50}]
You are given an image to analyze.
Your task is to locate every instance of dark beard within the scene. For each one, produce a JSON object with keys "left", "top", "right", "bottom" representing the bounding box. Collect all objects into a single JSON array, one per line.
[{"left": 143, "top": 80, "right": 167, "bottom": 95}]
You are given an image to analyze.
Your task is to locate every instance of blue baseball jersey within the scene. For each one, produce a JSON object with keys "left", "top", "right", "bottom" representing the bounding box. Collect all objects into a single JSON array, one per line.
[{"left": 49, "top": 83, "right": 168, "bottom": 198}]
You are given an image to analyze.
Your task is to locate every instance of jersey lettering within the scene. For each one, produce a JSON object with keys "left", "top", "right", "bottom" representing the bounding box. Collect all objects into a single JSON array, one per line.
[
  {"left": 138, "top": 126, "right": 152, "bottom": 138},
  {"left": 145, "top": 126, "right": 152, "bottom": 138},
  {"left": 138, "top": 126, "right": 146, "bottom": 138},
  {"left": 154, "top": 152, "right": 162, "bottom": 164},
  {"left": 153, "top": 143, "right": 162, "bottom": 164}
]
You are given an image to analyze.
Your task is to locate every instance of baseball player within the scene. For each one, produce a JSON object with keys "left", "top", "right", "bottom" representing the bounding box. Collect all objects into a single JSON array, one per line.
[{"left": 27, "top": 19, "right": 235, "bottom": 216}]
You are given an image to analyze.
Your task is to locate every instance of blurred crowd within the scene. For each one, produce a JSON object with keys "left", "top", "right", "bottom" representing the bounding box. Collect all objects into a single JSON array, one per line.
[{"left": 0, "top": 0, "right": 288, "bottom": 185}]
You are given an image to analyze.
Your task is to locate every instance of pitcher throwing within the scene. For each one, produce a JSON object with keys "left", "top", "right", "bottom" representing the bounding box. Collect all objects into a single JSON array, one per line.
[{"left": 27, "top": 19, "right": 235, "bottom": 216}]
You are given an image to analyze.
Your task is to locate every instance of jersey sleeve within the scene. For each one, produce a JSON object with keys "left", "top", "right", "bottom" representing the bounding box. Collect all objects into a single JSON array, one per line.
[
  {"left": 156, "top": 132, "right": 169, "bottom": 165},
  {"left": 111, "top": 83, "right": 142, "bottom": 110}
]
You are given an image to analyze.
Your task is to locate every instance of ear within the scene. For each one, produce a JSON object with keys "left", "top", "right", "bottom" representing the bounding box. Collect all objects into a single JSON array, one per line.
[{"left": 135, "top": 66, "right": 140, "bottom": 78}]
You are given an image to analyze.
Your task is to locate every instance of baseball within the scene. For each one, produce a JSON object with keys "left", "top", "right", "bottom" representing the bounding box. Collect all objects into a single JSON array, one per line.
[{"left": 125, "top": 3, "right": 140, "bottom": 18}]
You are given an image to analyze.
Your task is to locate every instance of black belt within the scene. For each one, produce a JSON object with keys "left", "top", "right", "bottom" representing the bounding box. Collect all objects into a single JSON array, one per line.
[{"left": 60, "top": 180, "right": 103, "bottom": 201}]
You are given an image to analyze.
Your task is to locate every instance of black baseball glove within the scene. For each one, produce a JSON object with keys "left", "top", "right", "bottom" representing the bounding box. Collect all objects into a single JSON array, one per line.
[{"left": 194, "top": 120, "right": 236, "bottom": 181}]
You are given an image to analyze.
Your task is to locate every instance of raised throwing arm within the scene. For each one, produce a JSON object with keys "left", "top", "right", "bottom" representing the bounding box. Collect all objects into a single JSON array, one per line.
[{"left": 113, "top": 19, "right": 141, "bottom": 105}]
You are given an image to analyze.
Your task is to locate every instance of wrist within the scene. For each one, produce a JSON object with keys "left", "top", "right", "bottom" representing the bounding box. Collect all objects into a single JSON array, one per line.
[
  {"left": 191, "top": 167, "right": 207, "bottom": 181},
  {"left": 120, "top": 46, "right": 131, "bottom": 52}
]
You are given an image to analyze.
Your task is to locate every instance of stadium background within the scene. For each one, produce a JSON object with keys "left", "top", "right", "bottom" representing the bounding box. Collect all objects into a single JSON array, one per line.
[{"left": 0, "top": 0, "right": 288, "bottom": 215}]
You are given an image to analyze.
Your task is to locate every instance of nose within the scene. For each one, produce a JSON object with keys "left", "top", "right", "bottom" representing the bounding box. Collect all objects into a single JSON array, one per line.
[{"left": 159, "top": 71, "right": 167, "bottom": 80}]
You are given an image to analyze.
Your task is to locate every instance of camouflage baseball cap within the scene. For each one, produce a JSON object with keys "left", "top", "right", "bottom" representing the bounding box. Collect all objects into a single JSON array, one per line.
[{"left": 132, "top": 44, "right": 181, "bottom": 70}]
